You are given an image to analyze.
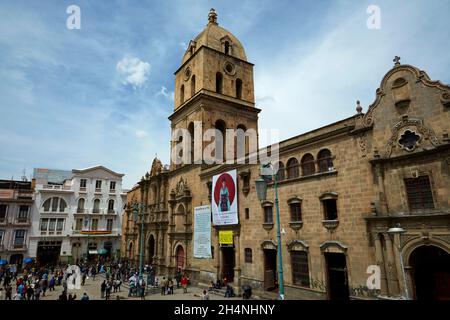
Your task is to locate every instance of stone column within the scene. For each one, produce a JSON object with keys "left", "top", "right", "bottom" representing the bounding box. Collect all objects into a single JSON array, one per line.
[
  {"left": 384, "top": 233, "right": 400, "bottom": 296},
  {"left": 392, "top": 233, "right": 407, "bottom": 299},
  {"left": 374, "top": 233, "right": 388, "bottom": 296}
]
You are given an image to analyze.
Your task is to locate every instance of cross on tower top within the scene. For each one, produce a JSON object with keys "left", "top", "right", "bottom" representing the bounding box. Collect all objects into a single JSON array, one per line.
[
  {"left": 393, "top": 56, "right": 401, "bottom": 66},
  {"left": 208, "top": 8, "right": 218, "bottom": 25}
]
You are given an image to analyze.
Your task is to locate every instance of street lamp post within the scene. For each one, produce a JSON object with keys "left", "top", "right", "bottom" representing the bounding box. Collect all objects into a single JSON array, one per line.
[
  {"left": 255, "top": 163, "right": 285, "bottom": 300},
  {"left": 133, "top": 202, "right": 145, "bottom": 282},
  {"left": 387, "top": 223, "right": 409, "bottom": 300}
]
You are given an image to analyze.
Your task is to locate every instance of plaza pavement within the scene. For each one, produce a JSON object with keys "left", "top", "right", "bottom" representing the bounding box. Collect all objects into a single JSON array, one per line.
[{"left": 39, "top": 274, "right": 241, "bottom": 301}]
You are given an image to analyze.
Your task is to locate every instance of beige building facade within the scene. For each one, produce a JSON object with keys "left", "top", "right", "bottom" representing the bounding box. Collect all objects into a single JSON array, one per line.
[{"left": 122, "top": 9, "right": 450, "bottom": 300}]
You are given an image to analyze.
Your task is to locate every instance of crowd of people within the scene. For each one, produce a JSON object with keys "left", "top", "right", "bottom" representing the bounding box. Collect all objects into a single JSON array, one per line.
[{"left": 0, "top": 259, "right": 250, "bottom": 300}]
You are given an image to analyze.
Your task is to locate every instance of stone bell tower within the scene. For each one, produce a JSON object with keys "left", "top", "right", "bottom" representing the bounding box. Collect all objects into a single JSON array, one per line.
[{"left": 169, "top": 8, "right": 260, "bottom": 167}]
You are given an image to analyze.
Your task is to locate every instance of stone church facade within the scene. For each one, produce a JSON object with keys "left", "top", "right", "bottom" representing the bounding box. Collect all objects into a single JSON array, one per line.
[{"left": 121, "top": 9, "right": 450, "bottom": 300}]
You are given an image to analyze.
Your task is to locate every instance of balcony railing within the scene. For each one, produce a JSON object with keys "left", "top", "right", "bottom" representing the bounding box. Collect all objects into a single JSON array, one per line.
[
  {"left": 41, "top": 185, "right": 73, "bottom": 191},
  {"left": 76, "top": 208, "right": 87, "bottom": 214}
]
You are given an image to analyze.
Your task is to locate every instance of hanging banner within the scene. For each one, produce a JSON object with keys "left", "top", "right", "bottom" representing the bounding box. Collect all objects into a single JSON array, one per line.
[
  {"left": 218, "top": 230, "right": 234, "bottom": 246},
  {"left": 193, "top": 205, "right": 212, "bottom": 259},
  {"left": 212, "top": 169, "right": 238, "bottom": 225}
]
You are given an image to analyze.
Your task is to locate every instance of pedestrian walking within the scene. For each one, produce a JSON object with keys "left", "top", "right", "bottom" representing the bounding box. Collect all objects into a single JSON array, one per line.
[
  {"left": 160, "top": 277, "right": 166, "bottom": 295},
  {"left": 140, "top": 279, "right": 146, "bottom": 300},
  {"left": 101, "top": 280, "right": 106, "bottom": 299},
  {"left": 181, "top": 275, "right": 188, "bottom": 293}
]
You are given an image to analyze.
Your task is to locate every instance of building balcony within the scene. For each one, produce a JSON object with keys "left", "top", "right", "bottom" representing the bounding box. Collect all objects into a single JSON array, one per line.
[
  {"left": 38, "top": 185, "right": 74, "bottom": 193},
  {"left": 322, "top": 219, "right": 339, "bottom": 230},
  {"left": 11, "top": 243, "right": 27, "bottom": 251},
  {"left": 40, "top": 230, "right": 63, "bottom": 236},
  {"left": 107, "top": 209, "right": 117, "bottom": 215},
  {"left": 40, "top": 208, "right": 69, "bottom": 215},
  {"left": 13, "top": 218, "right": 31, "bottom": 226}
]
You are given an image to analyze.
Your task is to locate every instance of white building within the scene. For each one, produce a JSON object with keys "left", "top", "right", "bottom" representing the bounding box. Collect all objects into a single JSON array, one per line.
[{"left": 29, "top": 166, "right": 127, "bottom": 265}]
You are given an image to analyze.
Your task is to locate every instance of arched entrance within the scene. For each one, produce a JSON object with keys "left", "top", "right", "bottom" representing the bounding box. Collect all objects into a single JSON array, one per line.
[
  {"left": 176, "top": 245, "right": 185, "bottom": 270},
  {"left": 148, "top": 235, "right": 155, "bottom": 265},
  {"left": 409, "top": 245, "right": 450, "bottom": 300}
]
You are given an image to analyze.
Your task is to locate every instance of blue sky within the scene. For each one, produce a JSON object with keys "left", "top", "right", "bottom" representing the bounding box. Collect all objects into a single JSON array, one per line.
[{"left": 1, "top": 0, "right": 449, "bottom": 189}]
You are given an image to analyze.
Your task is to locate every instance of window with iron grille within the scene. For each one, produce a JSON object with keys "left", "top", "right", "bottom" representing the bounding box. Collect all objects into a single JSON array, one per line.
[
  {"left": 404, "top": 176, "right": 434, "bottom": 211},
  {"left": 291, "top": 251, "right": 310, "bottom": 287},
  {"left": 245, "top": 248, "right": 253, "bottom": 263},
  {"left": 290, "top": 202, "right": 302, "bottom": 222},
  {"left": 264, "top": 206, "right": 273, "bottom": 224}
]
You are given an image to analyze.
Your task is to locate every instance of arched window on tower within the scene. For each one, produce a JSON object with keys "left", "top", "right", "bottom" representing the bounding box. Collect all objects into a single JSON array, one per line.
[
  {"left": 180, "top": 85, "right": 185, "bottom": 104},
  {"left": 216, "top": 72, "right": 223, "bottom": 94},
  {"left": 224, "top": 41, "right": 230, "bottom": 55},
  {"left": 191, "top": 75, "right": 196, "bottom": 97},
  {"left": 236, "top": 78, "right": 242, "bottom": 99}
]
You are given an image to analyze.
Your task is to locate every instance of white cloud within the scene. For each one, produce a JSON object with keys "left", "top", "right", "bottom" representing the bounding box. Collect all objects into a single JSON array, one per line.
[
  {"left": 156, "top": 86, "right": 174, "bottom": 101},
  {"left": 179, "top": 42, "right": 188, "bottom": 50},
  {"left": 116, "top": 56, "right": 151, "bottom": 88},
  {"left": 135, "top": 130, "right": 148, "bottom": 139}
]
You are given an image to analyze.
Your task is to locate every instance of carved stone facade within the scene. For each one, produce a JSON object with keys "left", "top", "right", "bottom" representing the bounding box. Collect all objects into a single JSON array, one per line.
[{"left": 121, "top": 10, "right": 450, "bottom": 300}]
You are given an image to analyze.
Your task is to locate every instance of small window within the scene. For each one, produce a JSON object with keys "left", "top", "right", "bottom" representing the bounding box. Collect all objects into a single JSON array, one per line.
[
  {"left": 93, "top": 199, "right": 101, "bottom": 213},
  {"left": 91, "top": 218, "right": 98, "bottom": 230},
  {"left": 18, "top": 205, "right": 29, "bottom": 219},
  {"left": 404, "top": 176, "right": 434, "bottom": 211},
  {"left": 264, "top": 206, "right": 273, "bottom": 224},
  {"left": 236, "top": 79, "right": 242, "bottom": 99},
  {"left": 301, "top": 154, "right": 315, "bottom": 176},
  {"left": 13, "top": 230, "right": 26, "bottom": 245},
  {"left": 323, "top": 199, "right": 338, "bottom": 220},
  {"left": 290, "top": 202, "right": 302, "bottom": 222},
  {"left": 211, "top": 246, "right": 215, "bottom": 259},
  {"left": 0, "top": 204, "right": 8, "bottom": 220},
  {"left": 40, "top": 219, "right": 49, "bottom": 231},
  {"left": 245, "top": 248, "right": 253, "bottom": 263},
  {"left": 245, "top": 208, "right": 249, "bottom": 220},
  {"left": 107, "top": 219, "right": 113, "bottom": 231},
  {"left": 108, "top": 199, "right": 115, "bottom": 213},
  {"left": 75, "top": 218, "right": 83, "bottom": 231},
  {"left": 291, "top": 251, "right": 310, "bottom": 287},
  {"left": 95, "top": 180, "right": 102, "bottom": 190},
  {"left": 77, "top": 198, "right": 85, "bottom": 212},
  {"left": 51, "top": 197, "right": 59, "bottom": 212},
  {"left": 216, "top": 72, "right": 223, "bottom": 94},
  {"left": 80, "top": 179, "right": 87, "bottom": 189},
  {"left": 56, "top": 219, "right": 64, "bottom": 232},
  {"left": 110, "top": 181, "right": 116, "bottom": 191},
  {"left": 224, "top": 41, "right": 230, "bottom": 55},
  {"left": 43, "top": 199, "right": 51, "bottom": 212},
  {"left": 191, "top": 75, "right": 196, "bottom": 97},
  {"left": 180, "top": 85, "right": 185, "bottom": 103}
]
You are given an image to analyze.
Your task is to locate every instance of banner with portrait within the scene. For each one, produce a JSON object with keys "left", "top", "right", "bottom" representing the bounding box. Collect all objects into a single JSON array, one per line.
[
  {"left": 212, "top": 169, "right": 238, "bottom": 225},
  {"left": 193, "top": 205, "right": 212, "bottom": 259}
]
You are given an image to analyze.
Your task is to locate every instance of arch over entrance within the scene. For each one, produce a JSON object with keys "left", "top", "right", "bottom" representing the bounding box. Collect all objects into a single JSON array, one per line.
[
  {"left": 409, "top": 245, "right": 450, "bottom": 300},
  {"left": 176, "top": 245, "right": 185, "bottom": 270},
  {"left": 148, "top": 235, "right": 155, "bottom": 265}
]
